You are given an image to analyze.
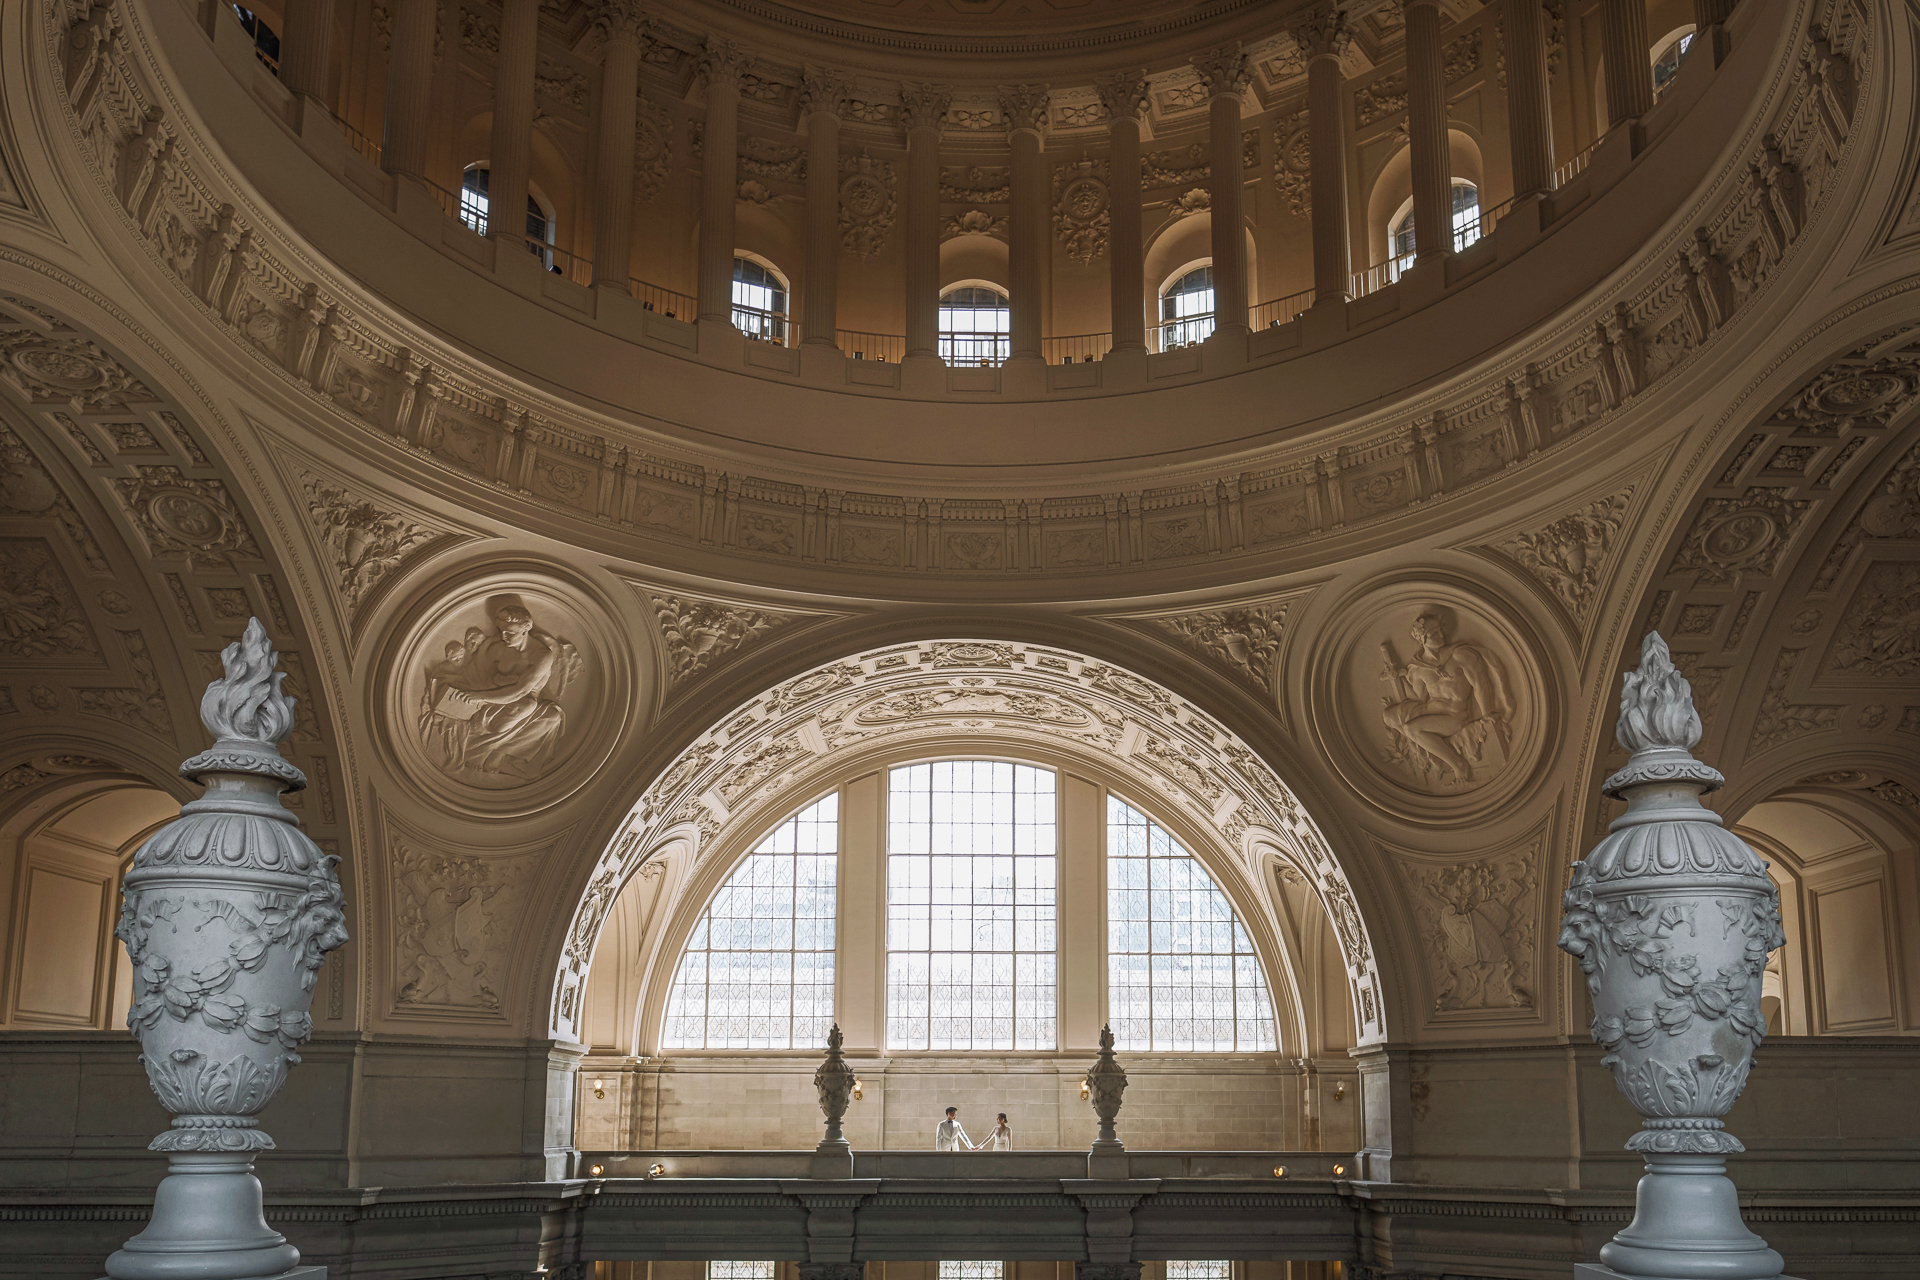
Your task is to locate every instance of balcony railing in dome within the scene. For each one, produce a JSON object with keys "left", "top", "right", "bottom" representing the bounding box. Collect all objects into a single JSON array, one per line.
[
  {"left": 939, "top": 331, "right": 1012, "bottom": 367},
  {"left": 630, "top": 278, "right": 697, "bottom": 320},
  {"left": 1249, "top": 289, "right": 1316, "bottom": 329},
  {"left": 1554, "top": 137, "right": 1604, "bottom": 190},
  {"left": 523, "top": 237, "right": 593, "bottom": 287},
  {"left": 1151, "top": 313, "right": 1215, "bottom": 353},
  {"left": 838, "top": 329, "right": 904, "bottom": 363},
  {"left": 1044, "top": 332, "right": 1111, "bottom": 365},
  {"left": 733, "top": 302, "right": 791, "bottom": 346}
]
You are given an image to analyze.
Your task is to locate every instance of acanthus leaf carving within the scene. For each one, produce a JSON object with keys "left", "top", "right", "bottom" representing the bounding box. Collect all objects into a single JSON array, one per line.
[
  {"left": 78, "top": 628, "right": 172, "bottom": 739},
  {"left": 837, "top": 152, "right": 895, "bottom": 260},
  {"left": 110, "top": 466, "right": 265, "bottom": 573},
  {"left": 1669, "top": 487, "right": 1813, "bottom": 586},
  {"left": 649, "top": 591, "right": 806, "bottom": 685},
  {"left": 1487, "top": 487, "right": 1633, "bottom": 621},
  {"left": 392, "top": 835, "right": 540, "bottom": 1013},
  {"left": 1149, "top": 602, "right": 1287, "bottom": 696},
  {"left": 1748, "top": 648, "right": 1840, "bottom": 753},
  {"left": 1822, "top": 562, "right": 1920, "bottom": 678},
  {"left": 299, "top": 471, "right": 450, "bottom": 620},
  {"left": 0, "top": 537, "right": 101, "bottom": 658},
  {"left": 1402, "top": 845, "right": 1539, "bottom": 1013}
]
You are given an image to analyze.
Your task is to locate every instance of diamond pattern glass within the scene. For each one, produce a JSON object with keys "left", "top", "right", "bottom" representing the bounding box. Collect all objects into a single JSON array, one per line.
[
  {"left": 1107, "top": 795, "right": 1277, "bottom": 1053},
  {"left": 939, "top": 1264, "right": 1003, "bottom": 1280},
  {"left": 1166, "top": 1264, "right": 1232, "bottom": 1280},
  {"left": 662, "top": 793, "right": 838, "bottom": 1050},
  {"left": 708, "top": 1265, "right": 777, "bottom": 1280},
  {"left": 887, "top": 761, "right": 1057, "bottom": 1050}
]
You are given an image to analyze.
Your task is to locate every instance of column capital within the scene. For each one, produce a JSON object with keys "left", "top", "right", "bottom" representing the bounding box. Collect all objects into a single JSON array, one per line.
[
  {"left": 592, "top": 0, "right": 647, "bottom": 44},
  {"left": 998, "top": 82, "right": 1051, "bottom": 135},
  {"left": 1292, "top": 5, "right": 1353, "bottom": 63},
  {"left": 1095, "top": 72, "right": 1150, "bottom": 123},
  {"left": 799, "top": 65, "right": 848, "bottom": 118},
  {"left": 1191, "top": 42, "right": 1252, "bottom": 99},
  {"left": 898, "top": 81, "right": 952, "bottom": 133},
  {"left": 698, "top": 34, "right": 750, "bottom": 89}
]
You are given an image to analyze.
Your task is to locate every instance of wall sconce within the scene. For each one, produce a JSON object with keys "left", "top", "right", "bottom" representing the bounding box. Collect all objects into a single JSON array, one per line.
[
  {"left": 645, "top": 1163, "right": 665, "bottom": 1180},
  {"left": 1332, "top": 1082, "right": 1345, "bottom": 1101},
  {"left": 592, "top": 1077, "right": 606, "bottom": 1099},
  {"left": 1078, "top": 1080, "right": 1090, "bottom": 1101},
  {"left": 588, "top": 1164, "right": 605, "bottom": 1177},
  {"left": 852, "top": 1078, "right": 864, "bottom": 1101},
  {"left": 1271, "top": 1166, "right": 1287, "bottom": 1179},
  {"left": 1331, "top": 1163, "right": 1346, "bottom": 1178}
]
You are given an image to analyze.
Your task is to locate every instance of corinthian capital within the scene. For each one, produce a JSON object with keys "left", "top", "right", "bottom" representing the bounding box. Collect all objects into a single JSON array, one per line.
[
  {"left": 799, "top": 66, "right": 848, "bottom": 118},
  {"left": 698, "top": 35, "right": 749, "bottom": 89},
  {"left": 998, "top": 83, "right": 1051, "bottom": 134},
  {"left": 593, "top": 0, "right": 647, "bottom": 44},
  {"left": 898, "top": 81, "right": 953, "bottom": 133},
  {"left": 1191, "top": 43, "right": 1252, "bottom": 98},
  {"left": 1095, "top": 72, "right": 1150, "bottom": 123},
  {"left": 1292, "top": 4, "right": 1353, "bottom": 63}
]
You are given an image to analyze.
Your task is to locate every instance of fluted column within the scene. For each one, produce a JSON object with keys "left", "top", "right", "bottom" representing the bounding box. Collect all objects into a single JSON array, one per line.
[
  {"left": 1503, "top": 0, "right": 1555, "bottom": 198},
  {"left": 1404, "top": 0, "right": 1452, "bottom": 258},
  {"left": 1193, "top": 44, "right": 1251, "bottom": 336},
  {"left": 380, "top": 0, "right": 435, "bottom": 179},
  {"left": 697, "top": 38, "right": 748, "bottom": 324},
  {"left": 800, "top": 68, "right": 847, "bottom": 347},
  {"left": 487, "top": 0, "right": 540, "bottom": 246},
  {"left": 591, "top": 3, "right": 645, "bottom": 291},
  {"left": 1600, "top": 0, "right": 1654, "bottom": 126},
  {"left": 1294, "top": 7, "right": 1353, "bottom": 302},
  {"left": 900, "top": 84, "right": 951, "bottom": 363},
  {"left": 280, "top": 0, "right": 336, "bottom": 103},
  {"left": 1001, "top": 84, "right": 1050, "bottom": 366},
  {"left": 1097, "top": 75, "right": 1149, "bottom": 354}
]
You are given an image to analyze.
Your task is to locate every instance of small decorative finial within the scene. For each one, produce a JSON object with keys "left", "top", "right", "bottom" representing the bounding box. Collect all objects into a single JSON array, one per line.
[
  {"left": 180, "top": 618, "right": 306, "bottom": 791},
  {"left": 827, "top": 1022, "right": 844, "bottom": 1053},
  {"left": 1098, "top": 1023, "right": 1115, "bottom": 1052},
  {"left": 1615, "top": 632, "right": 1701, "bottom": 756}
]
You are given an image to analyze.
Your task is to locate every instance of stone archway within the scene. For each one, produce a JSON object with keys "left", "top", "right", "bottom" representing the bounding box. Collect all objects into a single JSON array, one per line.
[{"left": 548, "top": 639, "right": 1389, "bottom": 1047}]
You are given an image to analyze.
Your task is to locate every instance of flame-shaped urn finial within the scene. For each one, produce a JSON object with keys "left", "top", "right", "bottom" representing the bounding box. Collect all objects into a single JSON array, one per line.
[
  {"left": 1559, "top": 633, "right": 1789, "bottom": 1280},
  {"left": 105, "top": 619, "right": 349, "bottom": 1280}
]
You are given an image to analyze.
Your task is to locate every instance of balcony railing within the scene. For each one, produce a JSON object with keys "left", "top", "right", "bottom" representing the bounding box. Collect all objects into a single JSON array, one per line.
[
  {"left": 838, "top": 329, "right": 904, "bottom": 363},
  {"left": 1044, "top": 332, "right": 1111, "bottom": 365},
  {"left": 329, "top": 109, "right": 381, "bottom": 167},
  {"left": 522, "top": 237, "right": 591, "bottom": 287},
  {"left": 631, "top": 279, "right": 696, "bottom": 320},
  {"left": 1249, "top": 289, "right": 1316, "bottom": 329},
  {"left": 1150, "top": 314, "right": 1214, "bottom": 353},
  {"left": 1554, "top": 138, "right": 1604, "bottom": 190},
  {"left": 939, "top": 331, "right": 1011, "bottom": 367},
  {"left": 733, "top": 302, "right": 790, "bottom": 346}
]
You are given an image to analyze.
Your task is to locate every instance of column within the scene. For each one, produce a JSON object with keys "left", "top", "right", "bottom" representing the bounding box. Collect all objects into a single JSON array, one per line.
[
  {"left": 590, "top": 2, "right": 644, "bottom": 290},
  {"left": 1294, "top": 6, "right": 1354, "bottom": 302},
  {"left": 280, "top": 0, "right": 336, "bottom": 104},
  {"left": 1097, "top": 75, "right": 1149, "bottom": 354},
  {"left": 1403, "top": 0, "right": 1452, "bottom": 259},
  {"left": 1193, "top": 44, "right": 1252, "bottom": 336},
  {"left": 800, "top": 68, "right": 847, "bottom": 347},
  {"left": 1600, "top": 0, "right": 1654, "bottom": 126},
  {"left": 1001, "top": 84, "right": 1050, "bottom": 366},
  {"left": 380, "top": 0, "right": 435, "bottom": 179},
  {"left": 486, "top": 0, "right": 540, "bottom": 247},
  {"left": 697, "top": 37, "right": 748, "bottom": 324},
  {"left": 899, "top": 84, "right": 951, "bottom": 364},
  {"left": 1502, "top": 0, "right": 1555, "bottom": 198}
]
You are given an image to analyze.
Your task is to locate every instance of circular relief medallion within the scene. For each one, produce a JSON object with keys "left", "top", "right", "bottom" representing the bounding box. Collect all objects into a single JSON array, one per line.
[
  {"left": 13, "top": 346, "right": 105, "bottom": 390},
  {"left": 1061, "top": 177, "right": 1108, "bottom": 221},
  {"left": 1311, "top": 582, "right": 1552, "bottom": 822},
  {"left": 380, "top": 571, "right": 631, "bottom": 816},
  {"left": 148, "top": 492, "right": 228, "bottom": 545},
  {"left": 1813, "top": 372, "right": 1903, "bottom": 415},
  {"left": 1700, "top": 511, "right": 1777, "bottom": 564},
  {"left": 1859, "top": 492, "right": 1918, "bottom": 539},
  {"left": 841, "top": 174, "right": 887, "bottom": 218}
]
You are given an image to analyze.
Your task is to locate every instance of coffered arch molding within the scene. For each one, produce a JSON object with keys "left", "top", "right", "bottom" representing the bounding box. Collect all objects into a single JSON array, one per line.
[
  {"left": 546, "top": 637, "right": 1395, "bottom": 1049},
  {"left": 613, "top": 730, "right": 1322, "bottom": 1060}
]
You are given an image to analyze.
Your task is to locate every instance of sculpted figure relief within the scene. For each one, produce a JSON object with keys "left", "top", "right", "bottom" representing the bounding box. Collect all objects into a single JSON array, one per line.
[
  {"left": 1378, "top": 607, "right": 1517, "bottom": 790},
  {"left": 418, "top": 593, "right": 583, "bottom": 788}
]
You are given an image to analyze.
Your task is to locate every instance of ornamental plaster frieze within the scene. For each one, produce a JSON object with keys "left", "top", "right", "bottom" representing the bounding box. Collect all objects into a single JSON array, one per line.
[
  {"left": 546, "top": 638, "right": 1389, "bottom": 1047},
  {"left": 30, "top": 0, "right": 1872, "bottom": 598},
  {"left": 627, "top": 575, "right": 851, "bottom": 698}
]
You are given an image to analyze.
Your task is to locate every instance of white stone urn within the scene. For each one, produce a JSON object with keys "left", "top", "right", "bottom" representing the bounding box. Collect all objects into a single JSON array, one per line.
[
  {"left": 106, "top": 619, "right": 349, "bottom": 1280},
  {"left": 810, "top": 1022, "right": 856, "bottom": 1177},
  {"left": 1558, "top": 633, "right": 1788, "bottom": 1280}
]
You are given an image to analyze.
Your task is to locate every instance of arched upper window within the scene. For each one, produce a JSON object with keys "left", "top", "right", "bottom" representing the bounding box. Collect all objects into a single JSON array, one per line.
[
  {"left": 732, "top": 256, "right": 789, "bottom": 344},
  {"left": 1390, "top": 179, "right": 1482, "bottom": 259},
  {"left": 661, "top": 792, "right": 838, "bottom": 1049},
  {"left": 1158, "top": 264, "right": 1216, "bottom": 351},
  {"left": 939, "top": 285, "right": 1011, "bottom": 367},
  {"left": 1107, "top": 795, "right": 1276, "bottom": 1052},
  {"left": 1652, "top": 28, "right": 1697, "bottom": 100},
  {"left": 886, "top": 761, "right": 1057, "bottom": 1050},
  {"left": 459, "top": 166, "right": 550, "bottom": 254}
]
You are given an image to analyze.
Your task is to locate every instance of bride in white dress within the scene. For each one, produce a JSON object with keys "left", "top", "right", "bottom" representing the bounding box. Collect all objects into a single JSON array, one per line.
[{"left": 976, "top": 1113, "right": 1012, "bottom": 1151}]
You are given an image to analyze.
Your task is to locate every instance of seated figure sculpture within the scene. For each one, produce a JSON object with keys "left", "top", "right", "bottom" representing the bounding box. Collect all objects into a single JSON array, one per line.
[{"left": 420, "top": 595, "right": 580, "bottom": 787}]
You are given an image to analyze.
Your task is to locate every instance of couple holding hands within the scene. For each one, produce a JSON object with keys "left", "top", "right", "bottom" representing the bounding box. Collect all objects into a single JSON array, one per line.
[{"left": 933, "top": 1106, "right": 1012, "bottom": 1151}]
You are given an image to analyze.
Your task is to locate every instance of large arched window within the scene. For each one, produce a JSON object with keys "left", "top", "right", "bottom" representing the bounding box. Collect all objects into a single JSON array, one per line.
[
  {"left": 732, "top": 256, "right": 789, "bottom": 344},
  {"left": 459, "top": 166, "right": 551, "bottom": 259},
  {"left": 1652, "top": 27, "right": 1697, "bottom": 100},
  {"left": 1157, "top": 264, "right": 1215, "bottom": 351},
  {"left": 661, "top": 792, "right": 838, "bottom": 1049},
  {"left": 1107, "top": 795, "right": 1276, "bottom": 1052},
  {"left": 1389, "top": 179, "right": 1482, "bottom": 259},
  {"left": 939, "top": 284, "right": 1011, "bottom": 367},
  {"left": 887, "top": 761, "right": 1057, "bottom": 1050}
]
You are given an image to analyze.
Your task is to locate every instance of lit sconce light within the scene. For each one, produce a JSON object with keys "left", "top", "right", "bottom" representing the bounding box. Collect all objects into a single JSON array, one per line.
[
  {"left": 1332, "top": 1082, "right": 1345, "bottom": 1101},
  {"left": 1271, "top": 1166, "right": 1287, "bottom": 1179},
  {"left": 588, "top": 1165, "right": 606, "bottom": 1178},
  {"left": 1331, "top": 1163, "right": 1347, "bottom": 1178},
  {"left": 592, "top": 1077, "right": 607, "bottom": 1099},
  {"left": 852, "top": 1078, "right": 864, "bottom": 1101},
  {"left": 645, "top": 1163, "right": 666, "bottom": 1180},
  {"left": 1078, "top": 1080, "right": 1091, "bottom": 1102}
]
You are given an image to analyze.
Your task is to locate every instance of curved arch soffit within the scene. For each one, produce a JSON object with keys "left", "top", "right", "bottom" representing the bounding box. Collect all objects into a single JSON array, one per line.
[{"left": 549, "top": 639, "right": 1387, "bottom": 1046}]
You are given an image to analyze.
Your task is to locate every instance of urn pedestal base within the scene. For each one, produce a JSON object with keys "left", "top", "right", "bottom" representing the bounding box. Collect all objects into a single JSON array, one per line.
[
  {"left": 1578, "top": 1269, "right": 1800, "bottom": 1280},
  {"left": 104, "top": 1155, "right": 304, "bottom": 1280},
  {"left": 102, "top": 1270, "right": 325, "bottom": 1280}
]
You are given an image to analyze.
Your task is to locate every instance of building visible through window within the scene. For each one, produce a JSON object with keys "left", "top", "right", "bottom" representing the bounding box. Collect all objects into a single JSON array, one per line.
[
  {"left": 938, "top": 285, "right": 1011, "bottom": 367},
  {"left": 458, "top": 167, "right": 549, "bottom": 256},
  {"left": 1159, "top": 265, "right": 1216, "bottom": 350},
  {"left": 732, "top": 257, "right": 789, "bottom": 343}
]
